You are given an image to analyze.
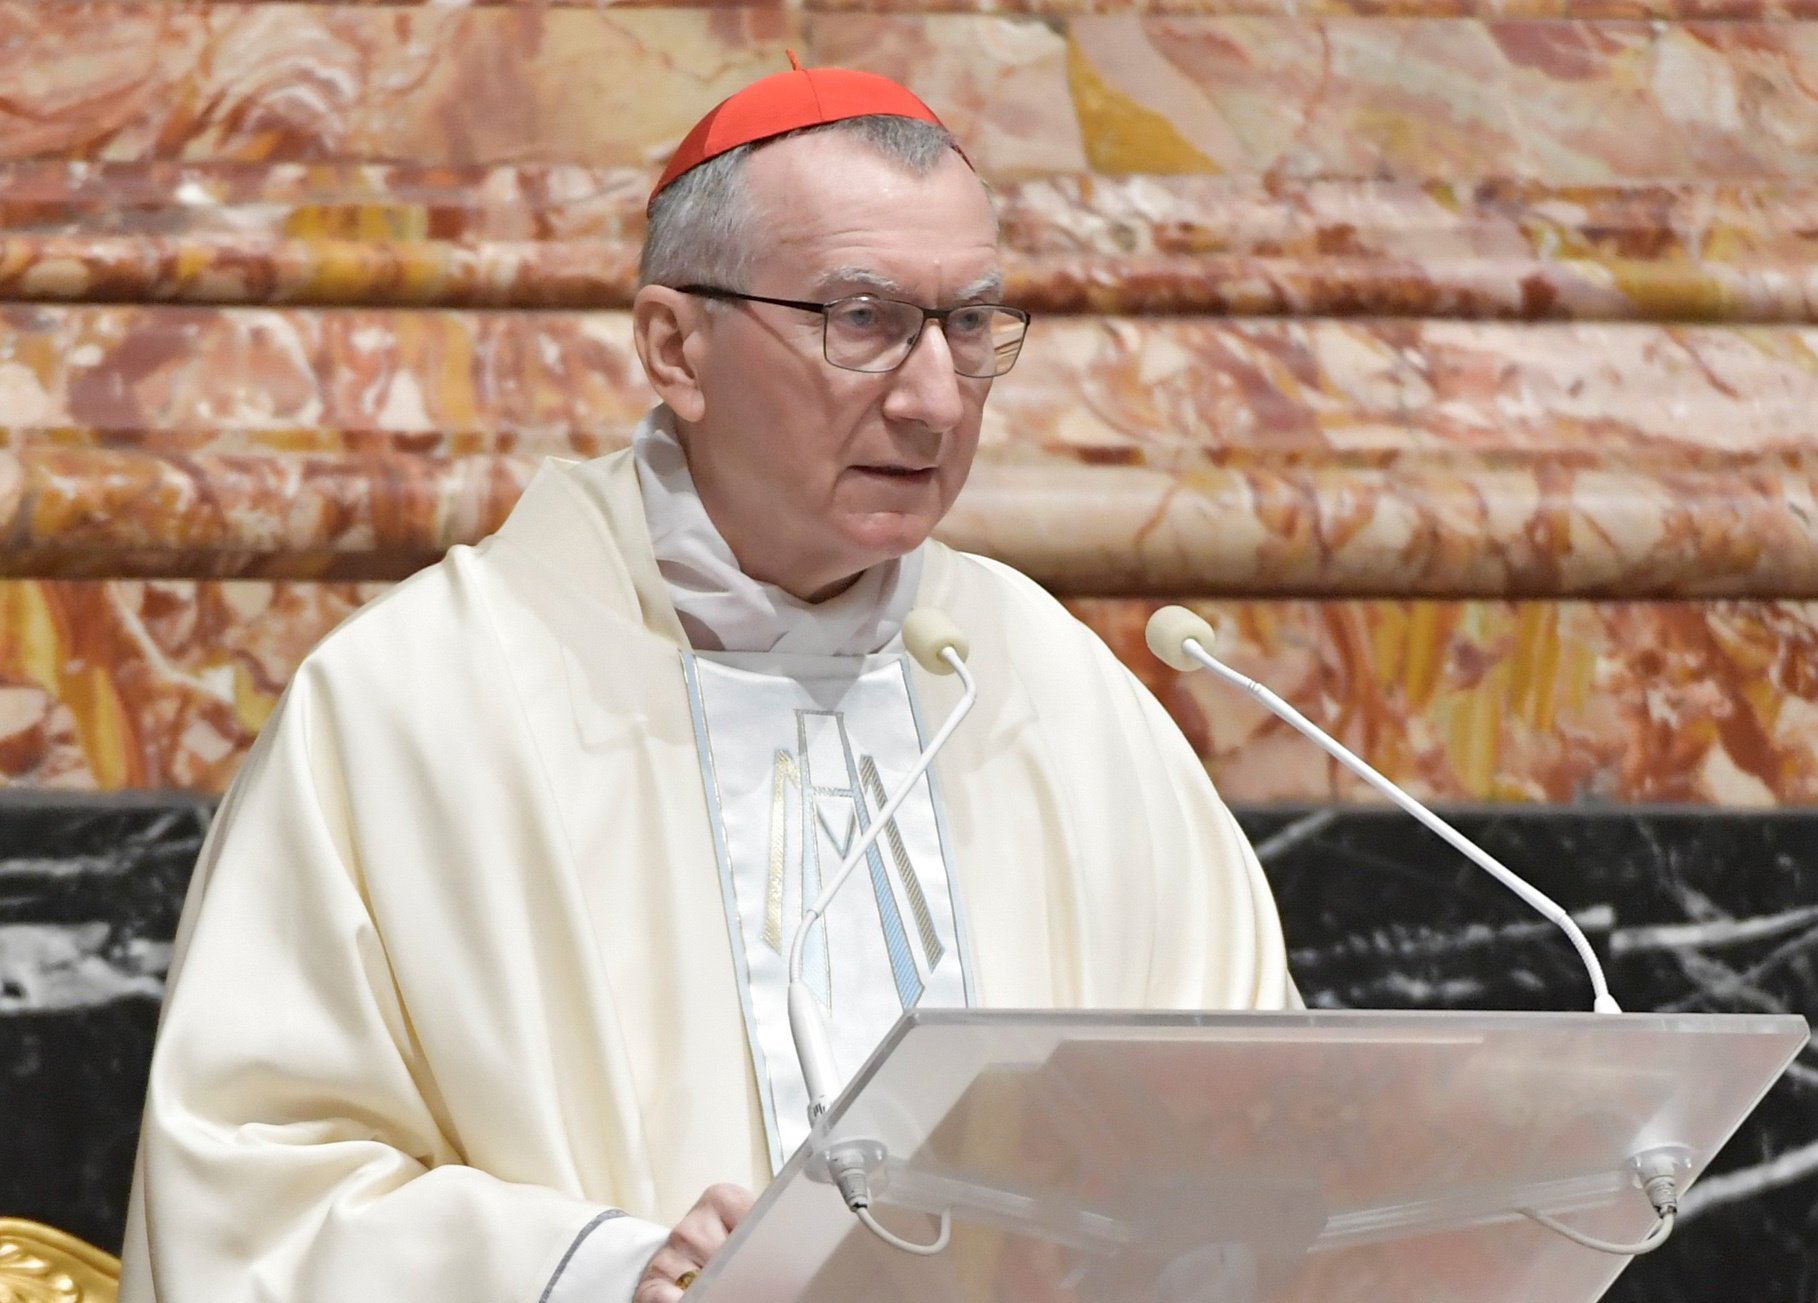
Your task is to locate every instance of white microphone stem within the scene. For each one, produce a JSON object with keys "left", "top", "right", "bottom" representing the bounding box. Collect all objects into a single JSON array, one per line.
[
  {"left": 789, "top": 647, "right": 979, "bottom": 1120},
  {"left": 1182, "top": 638, "right": 1622, "bottom": 1015}
]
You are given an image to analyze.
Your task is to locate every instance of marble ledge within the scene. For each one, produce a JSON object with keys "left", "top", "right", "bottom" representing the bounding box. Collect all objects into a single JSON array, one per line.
[
  {"left": 817, "top": 0, "right": 1818, "bottom": 14},
  {"left": 13, "top": 169, "right": 1818, "bottom": 260},
  {"left": 10, "top": 170, "right": 1818, "bottom": 318},
  {"left": 5, "top": 582, "right": 1817, "bottom": 803},
  {"left": 4, "top": 446, "right": 1817, "bottom": 600},
  {"left": 948, "top": 454, "right": 1818, "bottom": 599},
  {"left": 9, "top": 9, "right": 1818, "bottom": 188},
  {"left": 10, "top": 238, "right": 1818, "bottom": 323},
  {"left": 77, "top": 0, "right": 1818, "bottom": 16},
  {"left": 7, "top": 167, "right": 1818, "bottom": 321}
]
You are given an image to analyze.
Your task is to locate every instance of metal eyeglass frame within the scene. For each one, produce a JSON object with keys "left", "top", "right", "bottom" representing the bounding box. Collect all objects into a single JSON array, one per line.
[{"left": 674, "top": 284, "right": 1031, "bottom": 378}]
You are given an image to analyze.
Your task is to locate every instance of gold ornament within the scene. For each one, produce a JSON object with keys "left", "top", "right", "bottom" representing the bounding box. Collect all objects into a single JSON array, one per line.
[{"left": 0, "top": 1222, "right": 119, "bottom": 1303}]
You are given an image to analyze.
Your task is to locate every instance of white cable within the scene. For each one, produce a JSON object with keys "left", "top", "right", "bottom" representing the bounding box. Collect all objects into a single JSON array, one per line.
[
  {"left": 1524, "top": 1163, "right": 1682, "bottom": 1255},
  {"left": 855, "top": 1207, "right": 954, "bottom": 1256},
  {"left": 1522, "top": 1207, "right": 1676, "bottom": 1256},
  {"left": 1156, "top": 614, "right": 1620, "bottom": 1015}
]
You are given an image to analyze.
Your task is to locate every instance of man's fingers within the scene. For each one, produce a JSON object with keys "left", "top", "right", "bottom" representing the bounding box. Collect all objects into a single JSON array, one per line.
[
  {"left": 645, "top": 1246, "right": 701, "bottom": 1285},
  {"left": 702, "top": 1183, "right": 756, "bottom": 1226},
  {"left": 642, "top": 1181, "right": 757, "bottom": 1302},
  {"left": 672, "top": 1185, "right": 754, "bottom": 1258},
  {"left": 669, "top": 1213, "right": 727, "bottom": 1261},
  {"left": 634, "top": 1247, "right": 694, "bottom": 1303}
]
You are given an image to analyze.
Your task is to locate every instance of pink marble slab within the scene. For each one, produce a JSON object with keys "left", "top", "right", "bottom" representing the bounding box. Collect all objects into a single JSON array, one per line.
[
  {"left": 810, "top": 0, "right": 1818, "bottom": 18},
  {"left": 62, "top": 0, "right": 1818, "bottom": 14},
  {"left": 0, "top": 5, "right": 789, "bottom": 166},
  {"left": 6, "top": 9, "right": 1817, "bottom": 189},
  {"left": 0, "top": 303, "right": 644, "bottom": 439},
  {"left": 0, "top": 304, "right": 1810, "bottom": 452},
  {"left": 1, "top": 305, "right": 1815, "bottom": 595},
  {"left": 810, "top": 14, "right": 1818, "bottom": 183}
]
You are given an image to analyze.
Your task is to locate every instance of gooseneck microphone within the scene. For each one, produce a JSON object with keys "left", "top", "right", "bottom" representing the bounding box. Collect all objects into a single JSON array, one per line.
[
  {"left": 787, "top": 609, "right": 979, "bottom": 1126},
  {"left": 1144, "top": 605, "right": 1622, "bottom": 1015}
]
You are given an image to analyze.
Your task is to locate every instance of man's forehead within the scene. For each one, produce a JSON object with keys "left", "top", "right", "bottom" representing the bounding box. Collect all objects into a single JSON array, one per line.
[
  {"left": 808, "top": 265, "right": 1004, "bottom": 301},
  {"left": 747, "top": 138, "right": 997, "bottom": 243},
  {"left": 736, "top": 136, "right": 1000, "bottom": 297}
]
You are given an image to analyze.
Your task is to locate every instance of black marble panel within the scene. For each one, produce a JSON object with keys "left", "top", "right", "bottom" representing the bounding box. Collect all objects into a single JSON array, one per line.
[
  {"left": 1238, "top": 806, "right": 1818, "bottom": 1303},
  {"left": 0, "top": 794, "right": 206, "bottom": 1250},
  {"left": 0, "top": 795, "right": 1812, "bottom": 1303}
]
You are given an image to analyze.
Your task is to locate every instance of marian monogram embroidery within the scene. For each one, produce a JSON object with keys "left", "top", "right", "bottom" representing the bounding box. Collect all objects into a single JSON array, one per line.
[
  {"left": 763, "top": 710, "right": 947, "bottom": 1013},
  {"left": 683, "top": 650, "right": 972, "bottom": 1170}
]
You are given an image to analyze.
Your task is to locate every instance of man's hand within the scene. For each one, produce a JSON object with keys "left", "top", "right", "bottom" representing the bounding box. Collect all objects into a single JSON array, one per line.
[{"left": 634, "top": 1183, "right": 756, "bottom": 1303}]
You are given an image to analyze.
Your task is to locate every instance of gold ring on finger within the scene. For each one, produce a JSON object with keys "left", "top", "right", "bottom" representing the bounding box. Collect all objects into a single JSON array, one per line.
[{"left": 677, "top": 1270, "right": 699, "bottom": 1290}]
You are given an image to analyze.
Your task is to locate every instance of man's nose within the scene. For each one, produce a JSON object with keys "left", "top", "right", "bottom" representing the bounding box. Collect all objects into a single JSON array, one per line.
[{"left": 881, "top": 323, "right": 966, "bottom": 432}]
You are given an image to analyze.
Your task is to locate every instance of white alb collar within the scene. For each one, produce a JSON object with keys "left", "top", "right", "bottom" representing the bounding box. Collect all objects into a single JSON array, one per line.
[{"left": 631, "top": 406, "right": 924, "bottom": 655}]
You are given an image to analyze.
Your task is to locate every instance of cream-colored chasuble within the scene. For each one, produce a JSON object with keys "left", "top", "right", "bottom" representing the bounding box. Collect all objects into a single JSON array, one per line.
[
  {"left": 119, "top": 441, "right": 1296, "bottom": 1303},
  {"left": 685, "top": 651, "right": 972, "bottom": 1170}
]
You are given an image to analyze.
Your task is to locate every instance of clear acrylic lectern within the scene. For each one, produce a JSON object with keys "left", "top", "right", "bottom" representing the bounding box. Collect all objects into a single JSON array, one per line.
[{"left": 690, "top": 1009, "right": 1806, "bottom": 1303}]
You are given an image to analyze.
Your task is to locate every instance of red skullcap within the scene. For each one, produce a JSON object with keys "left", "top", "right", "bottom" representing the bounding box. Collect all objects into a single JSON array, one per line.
[{"left": 648, "top": 52, "right": 967, "bottom": 214}]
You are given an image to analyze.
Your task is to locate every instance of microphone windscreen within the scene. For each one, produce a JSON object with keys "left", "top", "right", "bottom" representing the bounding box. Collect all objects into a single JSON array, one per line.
[
  {"left": 1145, "top": 605, "right": 1217, "bottom": 671},
  {"left": 903, "top": 609, "right": 969, "bottom": 674}
]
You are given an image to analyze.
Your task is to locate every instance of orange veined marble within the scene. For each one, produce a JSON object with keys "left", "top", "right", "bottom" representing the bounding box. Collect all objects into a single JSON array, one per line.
[
  {"left": 1074, "top": 598, "right": 1818, "bottom": 805},
  {"left": 0, "top": 579, "right": 381, "bottom": 790},
  {"left": 5, "top": 580, "right": 1815, "bottom": 804}
]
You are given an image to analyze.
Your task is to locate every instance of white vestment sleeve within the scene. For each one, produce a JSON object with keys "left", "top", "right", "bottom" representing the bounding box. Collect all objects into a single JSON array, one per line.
[
  {"left": 1127, "top": 664, "right": 1301, "bottom": 1011},
  {"left": 540, "top": 1212, "right": 672, "bottom": 1303},
  {"left": 117, "top": 658, "right": 667, "bottom": 1303}
]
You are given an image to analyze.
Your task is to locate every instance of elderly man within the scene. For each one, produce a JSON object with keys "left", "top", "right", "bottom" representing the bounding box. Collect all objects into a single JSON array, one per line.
[{"left": 118, "top": 61, "right": 1294, "bottom": 1303}]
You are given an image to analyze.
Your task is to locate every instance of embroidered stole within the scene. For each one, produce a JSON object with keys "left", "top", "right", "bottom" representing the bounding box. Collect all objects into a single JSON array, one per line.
[{"left": 682, "top": 650, "right": 973, "bottom": 1169}]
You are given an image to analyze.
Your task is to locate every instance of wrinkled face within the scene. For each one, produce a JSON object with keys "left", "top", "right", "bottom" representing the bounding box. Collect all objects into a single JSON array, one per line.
[{"left": 680, "top": 131, "right": 1000, "bottom": 600}]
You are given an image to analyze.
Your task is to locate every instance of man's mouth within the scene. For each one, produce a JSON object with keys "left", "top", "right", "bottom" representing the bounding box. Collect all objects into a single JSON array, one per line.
[{"left": 854, "top": 464, "right": 938, "bottom": 483}]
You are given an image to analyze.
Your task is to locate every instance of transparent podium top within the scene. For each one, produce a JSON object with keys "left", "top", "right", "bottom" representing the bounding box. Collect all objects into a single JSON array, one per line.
[{"left": 692, "top": 1009, "right": 1806, "bottom": 1303}]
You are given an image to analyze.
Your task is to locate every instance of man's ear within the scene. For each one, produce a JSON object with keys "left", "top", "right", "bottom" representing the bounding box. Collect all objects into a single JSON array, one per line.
[{"left": 632, "top": 286, "right": 708, "bottom": 423}]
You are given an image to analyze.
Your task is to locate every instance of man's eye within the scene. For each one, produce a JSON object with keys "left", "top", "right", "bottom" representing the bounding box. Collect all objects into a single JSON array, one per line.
[
  {"left": 948, "top": 307, "right": 992, "bottom": 337},
  {"left": 831, "top": 303, "right": 883, "bottom": 331}
]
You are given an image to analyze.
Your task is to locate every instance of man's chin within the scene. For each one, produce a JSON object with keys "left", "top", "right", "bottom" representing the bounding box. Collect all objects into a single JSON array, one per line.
[{"left": 839, "top": 512, "right": 939, "bottom": 565}]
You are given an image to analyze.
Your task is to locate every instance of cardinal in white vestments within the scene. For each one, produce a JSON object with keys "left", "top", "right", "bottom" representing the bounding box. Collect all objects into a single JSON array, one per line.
[{"left": 118, "top": 59, "right": 1297, "bottom": 1303}]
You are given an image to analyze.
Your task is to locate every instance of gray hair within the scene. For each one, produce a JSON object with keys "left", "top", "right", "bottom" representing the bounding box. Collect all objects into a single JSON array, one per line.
[{"left": 639, "top": 115, "right": 971, "bottom": 291}]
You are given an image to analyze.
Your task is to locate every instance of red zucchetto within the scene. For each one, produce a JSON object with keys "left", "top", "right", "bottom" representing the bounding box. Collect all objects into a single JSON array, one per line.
[{"left": 648, "top": 52, "right": 965, "bottom": 213}]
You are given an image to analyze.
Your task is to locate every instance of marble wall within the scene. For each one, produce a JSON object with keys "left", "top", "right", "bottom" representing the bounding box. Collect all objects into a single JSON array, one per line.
[
  {"left": 1, "top": 2, "right": 1816, "bottom": 798},
  {"left": 0, "top": 0, "right": 1813, "bottom": 1295}
]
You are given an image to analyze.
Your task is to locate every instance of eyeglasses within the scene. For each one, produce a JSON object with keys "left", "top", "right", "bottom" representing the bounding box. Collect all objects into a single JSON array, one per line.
[{"left": 676, "top": 285, "right": 1031, "bottom": 379}]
